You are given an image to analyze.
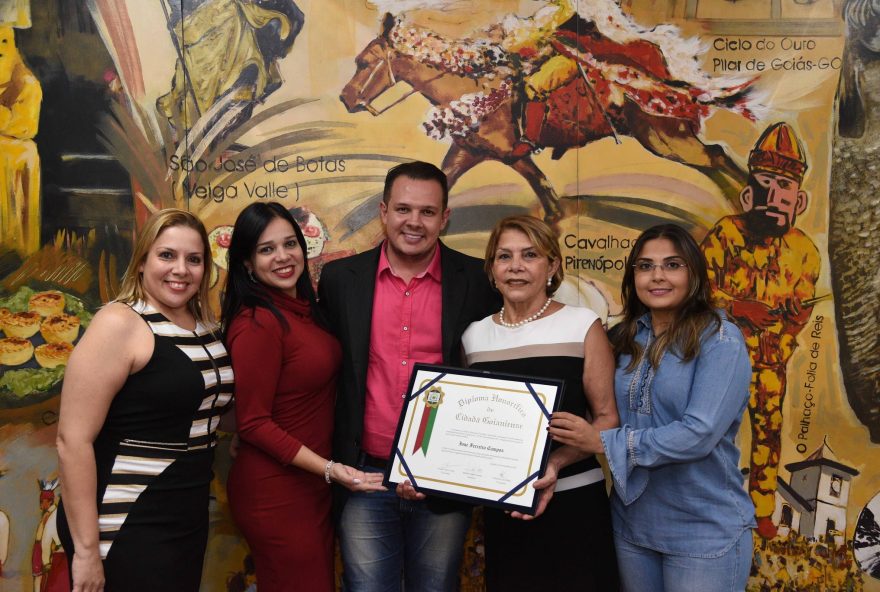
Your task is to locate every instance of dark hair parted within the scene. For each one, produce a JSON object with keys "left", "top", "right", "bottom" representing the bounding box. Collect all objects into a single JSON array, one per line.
[
  {"left": 383, "top": 161, "right": 449, "bottom": 209},
  {"left": 483, "top": 215, "right": 564, "bottom": 296},
  {"left": 612, "top": 223, "right": 720, "bottom": 371},
  {"left": 220, "top": 202, "right": 323, "bottom": 340}
]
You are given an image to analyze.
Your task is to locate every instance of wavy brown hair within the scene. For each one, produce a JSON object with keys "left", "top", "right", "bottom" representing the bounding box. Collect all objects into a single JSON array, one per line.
[
  {"left": 115, "top": 209, "right": 215, "bottom": 327},
  {"left": 483, "top": 215, "right": 564, "bottom": 296},
  {"left": 612, "top": 224, "right": 720, "bottom": 371}
]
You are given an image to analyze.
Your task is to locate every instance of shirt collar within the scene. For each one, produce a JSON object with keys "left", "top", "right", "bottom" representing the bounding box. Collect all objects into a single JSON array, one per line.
[
  {"left": 634, "top": 309, "right": 727, "bottom": 332},
  {"left": 636, "top": 313, "right": 653, "bottom": 331},
  {"left": 377, "top": 241, "right": 442, "bottom": 281}
]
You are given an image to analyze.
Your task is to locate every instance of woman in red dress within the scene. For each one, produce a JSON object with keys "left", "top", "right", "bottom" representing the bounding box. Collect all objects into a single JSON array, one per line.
[{"left": 222, "top": 202, "right": 384, "bottom": 592}]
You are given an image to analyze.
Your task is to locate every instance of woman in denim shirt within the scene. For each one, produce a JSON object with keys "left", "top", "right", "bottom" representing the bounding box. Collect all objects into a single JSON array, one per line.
[{"left": 548, "top": 224, "right": 755, "bottom": 591}]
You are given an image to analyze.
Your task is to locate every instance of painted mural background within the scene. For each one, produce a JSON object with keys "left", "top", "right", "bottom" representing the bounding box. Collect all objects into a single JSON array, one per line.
[{"left": 0, "top": 0, "right": 877, "bottom": 590}]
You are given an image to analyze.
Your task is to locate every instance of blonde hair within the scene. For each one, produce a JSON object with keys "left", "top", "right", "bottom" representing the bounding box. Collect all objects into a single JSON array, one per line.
[
  {"left": 484, "top": 215, "right": 564, "bottom": 296},
  {"left": 115, "top": 209, "right": 215, "bottom": 327}
]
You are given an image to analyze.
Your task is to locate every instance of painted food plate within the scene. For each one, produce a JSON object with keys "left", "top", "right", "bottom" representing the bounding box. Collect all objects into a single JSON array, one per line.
[{"left": 0, "top": 285, "right": 94, "bottom": 407}]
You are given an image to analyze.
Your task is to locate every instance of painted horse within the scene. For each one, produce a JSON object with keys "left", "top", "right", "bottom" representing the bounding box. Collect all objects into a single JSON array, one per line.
[{"left": 340, "top": 13, "right": 751, "bottom": 222}]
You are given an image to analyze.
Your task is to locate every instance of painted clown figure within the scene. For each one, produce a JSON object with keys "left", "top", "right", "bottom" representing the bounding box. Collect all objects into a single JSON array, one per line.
[{"left": 700, "top": 122, "right": 820, "bottom": 539}]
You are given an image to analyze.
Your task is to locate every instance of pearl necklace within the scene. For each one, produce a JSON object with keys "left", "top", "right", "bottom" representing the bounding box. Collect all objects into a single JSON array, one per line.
[{"left": 498, "top": 297, "right": 553, "bottom": 328}]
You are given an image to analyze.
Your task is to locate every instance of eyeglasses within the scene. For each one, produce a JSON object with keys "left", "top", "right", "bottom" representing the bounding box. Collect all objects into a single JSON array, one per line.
[{"left": 632, "top": 260, "right": 688, "bottom": 273}]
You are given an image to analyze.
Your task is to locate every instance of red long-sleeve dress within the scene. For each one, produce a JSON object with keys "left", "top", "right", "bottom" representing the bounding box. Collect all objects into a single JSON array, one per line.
[{"left": 226, "top": 291, "right": 341, "bottom": 592}]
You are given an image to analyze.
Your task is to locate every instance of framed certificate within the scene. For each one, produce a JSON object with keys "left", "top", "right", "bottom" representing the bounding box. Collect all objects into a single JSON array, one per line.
[{"left": 384, "top": 363, "right": 565, "bottom": 514}]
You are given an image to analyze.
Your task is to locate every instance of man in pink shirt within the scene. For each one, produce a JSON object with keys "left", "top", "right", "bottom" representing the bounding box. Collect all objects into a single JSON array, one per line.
[{"left": 319, "top": 161, "right": 498, "bottom": 591}]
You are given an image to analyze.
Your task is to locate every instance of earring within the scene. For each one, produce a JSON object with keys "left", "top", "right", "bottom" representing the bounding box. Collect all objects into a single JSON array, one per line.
[
  {"left": 247, "top": 269, "right": 257, "bottom": 283},
  {"left": 547, "top": 276, "right": 552, "bottom": 286}
]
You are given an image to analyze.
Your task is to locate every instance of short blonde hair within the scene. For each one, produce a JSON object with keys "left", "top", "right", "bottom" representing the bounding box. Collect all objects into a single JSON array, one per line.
[
  {"left": 484, "top": 215, "right": 564, "bottom": 296},
  {"left": 115, "top": 209, "right": 214, "bottom": 326}
]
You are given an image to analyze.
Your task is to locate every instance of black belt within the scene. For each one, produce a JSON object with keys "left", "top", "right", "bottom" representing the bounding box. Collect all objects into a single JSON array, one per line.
[{"left": 360, "top": 452, "right": 389, "bottom": 470}]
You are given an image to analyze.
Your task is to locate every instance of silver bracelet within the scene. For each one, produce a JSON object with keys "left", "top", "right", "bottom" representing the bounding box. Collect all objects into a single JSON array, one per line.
[{"left": 324, "top": 460, "right": 335, "bottom": 484}]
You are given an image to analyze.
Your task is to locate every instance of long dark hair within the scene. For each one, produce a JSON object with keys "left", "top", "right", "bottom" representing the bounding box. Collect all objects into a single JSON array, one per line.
[
  {"left": 221, "top": 202, "right": 323, "bottom": 340},
  {"left": 612, "top": 223, "right": 720, "bottom": 370}
]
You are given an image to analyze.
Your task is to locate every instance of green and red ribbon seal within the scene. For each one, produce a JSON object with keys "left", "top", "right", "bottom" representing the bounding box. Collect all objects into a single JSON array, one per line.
[{"left": 412, "top": 386, "right": 444, "bottom": 456}]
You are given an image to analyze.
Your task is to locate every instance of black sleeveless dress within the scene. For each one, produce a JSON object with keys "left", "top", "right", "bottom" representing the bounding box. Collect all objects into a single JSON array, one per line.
[{"left": 58, "top": 302, "right": 234, "bottom": 591}]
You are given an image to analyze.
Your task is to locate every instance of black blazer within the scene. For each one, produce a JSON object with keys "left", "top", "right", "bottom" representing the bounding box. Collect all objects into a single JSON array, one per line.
[{"left": 318, "top": 242, "right": 499, "bottom": 513}]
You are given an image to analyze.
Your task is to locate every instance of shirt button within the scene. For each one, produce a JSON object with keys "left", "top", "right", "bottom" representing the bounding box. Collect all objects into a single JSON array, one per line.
[
  {"left": 405, "top": 291, "right": 411, "bottom": 296},
  {"left": 402, "top": 360, "right": 407, "bottom": 366},
  {"left": 403, "top": 326, "right": 409, "bottom": 331}
]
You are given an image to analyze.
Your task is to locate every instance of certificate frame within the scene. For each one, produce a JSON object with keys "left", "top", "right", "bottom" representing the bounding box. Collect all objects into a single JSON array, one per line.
[{"left": 384, "top": 363, "right": 565, "bottom": 514}]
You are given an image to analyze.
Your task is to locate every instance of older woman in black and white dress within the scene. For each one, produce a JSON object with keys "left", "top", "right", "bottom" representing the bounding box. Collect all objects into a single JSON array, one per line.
[{"left": 461, "top": 215, "right": 620, "bottom": 592}]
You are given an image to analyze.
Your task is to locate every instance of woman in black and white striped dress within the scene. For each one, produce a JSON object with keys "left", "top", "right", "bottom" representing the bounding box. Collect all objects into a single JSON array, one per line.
[{"left": 56, "top": 209, "right": 233, "bottom": 592}]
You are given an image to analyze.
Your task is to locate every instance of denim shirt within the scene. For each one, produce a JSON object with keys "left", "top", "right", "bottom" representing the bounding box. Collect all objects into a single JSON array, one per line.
[{"left": 600, "top": 313, "right": 756, "bottom": 557}]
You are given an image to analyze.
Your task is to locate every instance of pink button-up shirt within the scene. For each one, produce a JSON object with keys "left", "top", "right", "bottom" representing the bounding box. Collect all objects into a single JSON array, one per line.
[{"left": 362, "top": 243, "right": 443, "bottom": 458}]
